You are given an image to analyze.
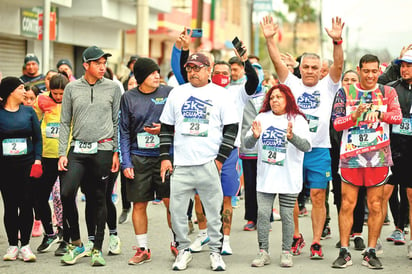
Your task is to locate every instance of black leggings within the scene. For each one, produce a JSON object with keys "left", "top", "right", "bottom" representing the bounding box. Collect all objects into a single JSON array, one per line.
[
  {"left": 33, "top": 157, "right": 59, "bottom": 235},
  {"left": 0, "top": 159, "right": 33, "bottom": 246},
  {"left": 60, "top": 148, "right": 112, "bottom": 250},
  {"left": 85, "top": 170, "right": 118, "bottom": 238},
  {"left": 243, "top": 159, "right": 258, "bottom": 223}
]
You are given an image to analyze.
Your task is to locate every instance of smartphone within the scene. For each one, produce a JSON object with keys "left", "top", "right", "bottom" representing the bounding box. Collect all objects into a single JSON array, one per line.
[
  {"left": 144, "top": 123, "right": 155, "bottom": 128},
  {"left": 232, "top": 36, "right": 246, "bottom": 57},
  {"left": 187, "top": 28, "right": 203, "bottom": 38}
]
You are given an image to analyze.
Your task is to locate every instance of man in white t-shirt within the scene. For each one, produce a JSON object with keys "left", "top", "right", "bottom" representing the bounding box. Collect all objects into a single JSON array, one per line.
[
  {"left": 159, "top": 53, "right": 239, "bottom": 271},
  {"left": 261, "top": 15, "right": 344, "bottom": 259}
]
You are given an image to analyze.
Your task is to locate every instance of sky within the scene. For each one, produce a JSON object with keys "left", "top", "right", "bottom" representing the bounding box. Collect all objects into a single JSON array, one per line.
[
  {"left": 269, "top": 0, "right": 411, "bottom": 59},
  {"left": 321, "top": 0, "right": 411, "bottom": 58}
]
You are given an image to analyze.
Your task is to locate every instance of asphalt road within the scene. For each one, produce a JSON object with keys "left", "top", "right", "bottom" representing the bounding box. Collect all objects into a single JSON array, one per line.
[{"left": 0, "top": 186, "right": 411, "bottom": 274}]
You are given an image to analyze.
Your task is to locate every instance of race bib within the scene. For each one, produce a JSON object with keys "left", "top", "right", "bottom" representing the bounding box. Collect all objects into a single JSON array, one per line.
[
  {"left": 73, "top": 140, "right": 98, "bottom": 154},
  {"left": 261, "top": 126, "right": 287, "bottom": 166},
  {"left": 137, "top": 132, "right": 159, "bottom": 149},
  {"left": 350, "top": 128, "right": 379, "bottom": 147},
  {"left": 2, "top": 138, "right": 27, "bottom": 156},
  {"left": 45, "top": 123, "right": 60, "bottom": 138},
  {"left": 181, "top": 119, "right": 209, "bottom": 137},
  {"left": 305, "top": 114, "right": 319, "bottom": 133},
  {"left": 392, "top": 117, "right": 412, "bottom": 135}
]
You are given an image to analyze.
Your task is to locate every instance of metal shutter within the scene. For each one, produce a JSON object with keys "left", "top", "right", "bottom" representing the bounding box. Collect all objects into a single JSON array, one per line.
[{"left": 0, "top": 37, "right": 26, "bottom": 78}]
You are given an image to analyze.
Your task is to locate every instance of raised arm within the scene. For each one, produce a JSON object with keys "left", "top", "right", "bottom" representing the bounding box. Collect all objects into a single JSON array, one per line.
[
  {"left": 260, "top": 16, "right": 289, "bottom": 83},
  {"left": 325, "top": 16, "right": 345, "bottom": 83}
]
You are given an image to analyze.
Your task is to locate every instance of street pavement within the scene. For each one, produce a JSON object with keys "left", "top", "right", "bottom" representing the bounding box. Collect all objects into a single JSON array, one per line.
[{"left": 0, "top": 187, "right": 411, "bottom": 274}]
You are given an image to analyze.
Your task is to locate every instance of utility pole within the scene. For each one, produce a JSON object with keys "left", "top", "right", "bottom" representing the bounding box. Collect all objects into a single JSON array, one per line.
[
  {"left": 136, "top": 0, "right": 149, "bottom": 56},
  {"left": 42, "top": 0, "right": 50, "bottom": 73},
  {"left": 194, "top": 0, "right": 203, "bottom": 50}
]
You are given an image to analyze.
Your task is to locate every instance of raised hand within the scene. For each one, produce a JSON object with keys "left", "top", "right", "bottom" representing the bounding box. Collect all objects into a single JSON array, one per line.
[
  {"left": 252, "top": 120, "right": 262, "bottom": 139},
  {"left": 325, "top": 16, "right": 345, "bottom": 41},
  {"left": 260, "top": 15, "right": 279, "bottom": 39}
]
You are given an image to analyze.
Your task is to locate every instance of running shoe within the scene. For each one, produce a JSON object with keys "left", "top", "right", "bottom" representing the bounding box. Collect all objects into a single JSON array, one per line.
[
  {"left": 393, "top": 229, "right": 406, "bottom": 245},
  {"left": 128, "top": 247, "right": 151, "bottom": 265},
  {"left": 231, "top": 196, "right": 240, "bottom": 208},
  {"left": 210, "top": 252, "right": 226, "bottom": 271},
  {"left": 108, "top": 235, "right": 121, "bottom": 255},
  {"left": 362, "top": 249, "right": 383, "bottom": 269},
  {"left": 54, "top": 241, "right": 68, "bottom": 256},
  {"left": 60, "top": 244, "right": 86, "bottom": 265},
  {"left": 386, "top": 229, "right": 396, "bottom": 241},
  {"left": 272, "top": 208, "right": 281, "bottom": 221},
  {"left": 91, "top": 249, "right": 106, "bottom": 266},
  {"left": 321, "top": 226, "right": 331, "bottom": 240},
  {"left": 251, "top": 249, "right": 270, "bottom": 267},
  {"left": 298, "top": 207, "right": 308, "bottom": 217},
  {"left": 189, "top": 233, "right": 210, "bottom": 253},
  {"left": 354, "top": 236, "right": 366, "bottom": 250},
  {"left": 118, "top": 208, "right": 130, "bottom": 224},
  {"left": 243, "top": 221, "right": 256, "bottom": 231},
  {"left": 291, "top": 233, "right": 305, "bottom": 256},
  {"left": 3, "top": 246, "right": 19, "bottom": 261},
  {"left": 172, "top": 249, "right": 192, "bottom": 270},
  {"left": 170, "top": 243, "right": 178, "bottom": 258},
  {"left": 84, "top": 240, "right": 94, "bottom": 257},
  {"left": 332, "top": 248, "right": 352, "bottom": 268},
  {"left": 37, "top": 234, "right": 59, "bottom": 253},
  {"left": 221, "top": 241, "right": 232, "bottom": 255},
  {"left": 280, "top": 251, "right": 293, "bottom": 267},
  {"left": 152, "top": 199, "right": 162, "bottom": 205},
  {"left": 310, "top": 242, "right": 324, "bottom": 259},
  {"left": 19, "top": 245, "right": 36, "bottom": 262},
  {"left": 31, "top": 220, "right": 43, "bottom": 237}
]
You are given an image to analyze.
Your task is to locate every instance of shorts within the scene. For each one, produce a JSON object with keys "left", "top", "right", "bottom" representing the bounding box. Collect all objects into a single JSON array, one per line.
[
  {"left": 221, "top": 148, "right": 241, "bottom": 196},
  {"left": 387, "top": 156, "right": 412, "bottom": 188},
  {"left": 126, "top": 155, "right": 170, "bottom": 202},
  {"left": 303, "top": 148, "right": 331, "bottom": 189},
  {"left": 340, "top": 166, "right": 391, "bottom": 187}
]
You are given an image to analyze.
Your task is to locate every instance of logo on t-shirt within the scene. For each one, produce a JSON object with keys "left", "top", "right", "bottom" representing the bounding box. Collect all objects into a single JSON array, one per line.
[
  {"left": 297, "top": 91, "right": 320, "bottom": 110},
  {"left": 262, "top": 126, "right": 286, "bottom": 147},
  {"left": 181, "top": 96, "right": 211, "bottom": 119},
  {"left": 151, "top": 97, "right": 167, "bottom": 105},
  {"left": 261, "top": 126, "right": 287, "bottom": 166}
]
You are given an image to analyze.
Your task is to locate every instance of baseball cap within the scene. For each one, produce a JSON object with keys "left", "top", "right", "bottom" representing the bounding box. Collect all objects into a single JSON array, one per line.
[
  {"left": 127, "top": 55, "right": 139, "bottom": 67},
  {"left": 56, "top": 59, "right": 73, "bottom": 70},
  {"left": 82, "top": 46, "right": 112, "bottom": 62},
  {"left": 24, "top": 54, "right": 39, "bottom": 65},
  {"left": 184, "top": 53, "right": 210, "bottom": 67},
  {"left": 395, "top": 50, "right": 412, "bottom": 64}
]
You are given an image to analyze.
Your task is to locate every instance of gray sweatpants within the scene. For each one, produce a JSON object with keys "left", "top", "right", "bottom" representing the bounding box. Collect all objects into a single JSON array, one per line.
[
  {"left": 257, "top": 192, "right": 298, "bottom": 252},
  {"left": 170, "top": 160, "right": 223, "bottom": 253}
]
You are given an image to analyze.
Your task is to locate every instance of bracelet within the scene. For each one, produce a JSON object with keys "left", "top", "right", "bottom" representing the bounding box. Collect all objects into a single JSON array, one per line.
[{"left": 333, "top": 39, "right": 343, "bottom": 45}]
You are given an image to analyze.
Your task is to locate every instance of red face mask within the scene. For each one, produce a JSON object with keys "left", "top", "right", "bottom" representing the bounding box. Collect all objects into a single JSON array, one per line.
[{"left": 212, "top": 74, "right": 230, "bottom": 87}]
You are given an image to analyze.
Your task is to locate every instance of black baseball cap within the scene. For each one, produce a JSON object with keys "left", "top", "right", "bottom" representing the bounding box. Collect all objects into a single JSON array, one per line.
[{"left": 82, "top": 46, "right": 112, "bottom": 62}]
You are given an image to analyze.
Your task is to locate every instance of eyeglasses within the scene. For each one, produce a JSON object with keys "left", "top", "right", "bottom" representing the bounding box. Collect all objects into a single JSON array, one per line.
[{"left": 185, "top": 66, "right": 203, "bottom": 72}]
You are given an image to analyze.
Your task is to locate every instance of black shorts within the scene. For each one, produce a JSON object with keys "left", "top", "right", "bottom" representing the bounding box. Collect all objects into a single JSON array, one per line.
[
  {"left": 387, "top": 155, "right": 412, "bottom": 188},
  {"left": 126, "top": 155, "right": 170, "bottom": 202}
]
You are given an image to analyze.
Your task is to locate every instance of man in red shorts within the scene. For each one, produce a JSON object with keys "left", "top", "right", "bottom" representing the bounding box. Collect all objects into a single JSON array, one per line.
[{"left": 331, "top": 54, "right": 402, "bottom": 269}]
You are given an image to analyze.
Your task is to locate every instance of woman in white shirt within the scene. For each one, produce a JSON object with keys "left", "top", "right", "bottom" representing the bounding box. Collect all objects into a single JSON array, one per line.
[{"left": 245, "top": 84, "right": 311, "bottom": 268}]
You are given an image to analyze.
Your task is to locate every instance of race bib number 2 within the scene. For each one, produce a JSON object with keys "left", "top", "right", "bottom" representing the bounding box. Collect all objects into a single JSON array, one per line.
[
  {"left": 2, "top": 138, "right": 27, "bottom": 156},
  {"left": 137, "top": 132, "right": 159, "bottom": 149}
]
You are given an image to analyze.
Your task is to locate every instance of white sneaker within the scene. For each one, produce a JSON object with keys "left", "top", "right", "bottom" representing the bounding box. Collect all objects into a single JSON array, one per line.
[
  {"left": 108, "top": 235, "right": 121, "bottom": 255},
  {"left": 19, "top": 245, "right": 36, "bottom": 262},
  {"left": 362, "top": 238, "right": 384, "bottom": 256},
  {"left": 408, "top": 241, "right": 412, "bottom": 259},
  {"left": 280, "top": 251, "right": 293, "bottom": 267},
  {"left": 221, "top": 241, "right": 232, "bottom": 255},
  {"left": 3, "top": 246, "right": 19, "bottom": 261},
  {"left": 210, "top": 252, "right": 226, "bottom": 271},
  {"left": 251, "top": 249, "right": 271, "bottom": 267},
  {"left": 189, "top": 233, "right": 210, "bottom": 253},
  {"left": 172, "top": 249, "right": 193, "bottom": 270}
]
